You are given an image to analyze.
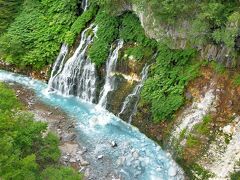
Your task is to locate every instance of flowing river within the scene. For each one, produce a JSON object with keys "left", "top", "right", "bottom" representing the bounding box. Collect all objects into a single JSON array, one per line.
[{"left": 0, "top": 70, "right": 184, "bottom": 180}]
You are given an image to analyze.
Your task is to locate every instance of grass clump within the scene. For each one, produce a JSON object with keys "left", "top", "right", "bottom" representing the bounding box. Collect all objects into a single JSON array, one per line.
[
  {"left": 186, "top": 134, "right": 199, "bottom": 148},
  {"left": 189, "top": 163, "right": 213, "bottom": 180},
  {"left": 210, "top": 61, "right": 226, "bottom": 74},
  {"left": 194, "top": 114, "right": 213, "bottom": 135},
  {"left": 179, "top": 128, "right": 187, "bottom": 141},
  {"left": 233, "top": 74, "right": 240, "bottom": 86}
]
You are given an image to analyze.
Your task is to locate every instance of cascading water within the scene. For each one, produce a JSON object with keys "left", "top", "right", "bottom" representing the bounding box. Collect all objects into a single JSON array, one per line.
[
  {"left": 0, "top": 70, "right": 184, "bottom": 180},
  {"left": 118, "top": 65, "right": 149, "bottom": 123},
  {"left": 81, "top": 0, "right": 88, "bottom": 11},
  {"left": 48, "top": 25, "right": 98, "bottom": 103},
  {"left": 48, "top": 44, "right": 68, "bottom": 91},
  {"left": 98, "top": 40, "right": 124, "bottom": 108}
]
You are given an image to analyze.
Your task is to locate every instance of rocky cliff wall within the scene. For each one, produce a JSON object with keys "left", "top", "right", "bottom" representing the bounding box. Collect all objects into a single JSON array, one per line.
[{"left": 126, "top": 3, "right": 240, "bottom": 67}]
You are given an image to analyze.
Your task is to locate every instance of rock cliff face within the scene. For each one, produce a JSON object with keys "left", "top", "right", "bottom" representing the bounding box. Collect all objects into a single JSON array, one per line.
[{"left": 129, "top": 3, "right": 240, "bottom": 67}]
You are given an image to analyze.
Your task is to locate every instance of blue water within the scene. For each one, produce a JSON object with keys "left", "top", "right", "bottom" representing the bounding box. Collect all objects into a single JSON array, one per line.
[{"left": 0, "top": 70, "right": 184, "bottom": 180}]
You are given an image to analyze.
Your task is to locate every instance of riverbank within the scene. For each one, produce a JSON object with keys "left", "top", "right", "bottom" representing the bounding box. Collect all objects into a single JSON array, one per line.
[{"left": 7, "top": 83, "right": 92, "bottom": 178}]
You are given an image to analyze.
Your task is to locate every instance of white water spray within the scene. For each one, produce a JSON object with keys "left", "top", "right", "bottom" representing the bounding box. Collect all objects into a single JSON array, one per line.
[
  {"left": 98, "top": 39, "right": 124, "bottom": 108},
  {"left": 48, "top": 25, "right": 98, "bottom": 103},
  {"left": 48, "top": 44, "right": 68, "bottom": 91},
  {"left": 82, "top": 0, "right": 89, "bottom": 11},
  {"left": 118, "top": 65, "right": 149, "bottom": 123}
]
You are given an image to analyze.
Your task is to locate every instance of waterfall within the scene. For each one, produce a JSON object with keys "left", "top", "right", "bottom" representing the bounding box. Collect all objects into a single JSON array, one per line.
[
  {"left": 118, "top": 65, "right": 149, "bottom": 123},
  {"left": 48, "top": 24, "right": 98, "bottom": 103},
  {"left": 81, "top": 0, "right": 88, "bottom": 11},
  {"left": 98, "top": 39, "right": 124, "bottom": 108},
  {"left": 48, "top": 44, "right": 68, "bottom": 91}
]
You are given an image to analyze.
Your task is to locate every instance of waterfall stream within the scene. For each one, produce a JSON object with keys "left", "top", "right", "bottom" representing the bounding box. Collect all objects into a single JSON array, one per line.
[
  {"left": 118, "top": 65, "right": 149, "bottom": 123},
  {"left": 48, "top": 25, "right": 98, "bottom": 103},
  {"left": 98, "top": 39, "right": 124, "bottom": 108},
  {"left": 48, "top": 44, "right": 68, "bottom": 91},
  {"left": 81, "top": 0, "right": 89, "bottom": 11},
  {"left": 0, "top": 70, "right": 184, "bottom": 180}
]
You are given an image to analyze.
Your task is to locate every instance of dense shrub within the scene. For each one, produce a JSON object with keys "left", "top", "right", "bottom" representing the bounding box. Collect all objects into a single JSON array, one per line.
[
  {"left": 41, "top": 166, "right": 83, "bottom": 180},
  {"left": 141, "top": 45, "right": 200, "bottom": 122},
  {"left": 65, "top": 6, "right": 97, "bottom": 45},
  {"left": 119, "top": 13, "right": 156, "bottom": 47},
  {"left": 0, "top": 0, "right": 78, "bottom": 69},
  {"left": 88, "top": 11, "right": 119, "bottom": 66},
  {"left": 119, "top": 13, "right": 157, "bottom": 61},
  {"left": 0, "top": 0, "right": 23, "bottom": 34}
]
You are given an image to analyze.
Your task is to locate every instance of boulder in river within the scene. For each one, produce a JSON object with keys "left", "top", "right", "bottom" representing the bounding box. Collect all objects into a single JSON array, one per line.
[{"left": 97, "top": 155, "right": 103, "bottom": 160}]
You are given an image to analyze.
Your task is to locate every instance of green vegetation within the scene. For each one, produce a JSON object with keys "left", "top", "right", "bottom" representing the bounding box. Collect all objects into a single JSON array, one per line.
[
  {"left": 41, "top": 166, "right": 81, "bottom": 180},
  {"left": 0, "top": 83, "right": 82, "bottom": 179},
  {"left": 65, "top": 6, "right": 97, "bottom": 45},
  {"left": 188, "top": 163, "right": 213, "bottom": 180},
  {"left": 119, "top": 13, "right": 156, "bottom": 61},
  {"left": 88, "top": 12, "right": 157, "bottom": 65},
  {"left": 133, "top": 0, "right": 240, "bottom": 48},
  {"left": 89, "top": 0, "right": 127, "bottom": 14},
  {"left": 88, "top": 11, "right": 119, "bottom": 66},
  {"left": 119, "top": 13, "right": 155, "bottom": 47},
  {"left": 124, "top": 46, "right": 154, "bottom": 61},
  {"left": 132, "top": 0, "right": 198, "bottom": 25},
  {"left": 0, "top": 0, "right": 23, "bottom": 34},
  {"left": 0, "top": 0, "right": 78, "bottom": 69},
  {"left": 231, "top": 171, "right": 240, "bottom": 180},
  {"left": 179, "top": 128, "right": 187, "bottom": 142},
  {"left": 231, "top": 161, "right": 240, "bottom": 180},
  {"left": 194, "top": 114, "right": 213, "bottom": 135},
  {"left": 186, "top": 135, "right": 199, "bottom": 148},
  {"left": 185, "top": 115, "right": 213, "bottom": 148},
  {"left": 210, "top": 61, "right": 226, "bottom": 74},
  {"left": 233, "top": 74, "right": 240, "bottom": 86},
  {"left": 141, "top": 45, "right": 200, "bottom": 122}
]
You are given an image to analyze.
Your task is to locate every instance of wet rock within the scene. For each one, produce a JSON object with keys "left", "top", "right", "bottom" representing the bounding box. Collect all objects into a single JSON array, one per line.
[
  {"left": 62, "top": 155, "right": 69, "bottom": 162},
  {"left": 67, "top": 124, "right": 75, "bottom": 129},
  {"left": 223, "top": 125, "right": 235, "bottom": 136},
  {"left": 69, "top": 158, "right": 77, "bottom": 163},
  {"left": 78, "top": 167, "right": 85, "bottom": 173},
  {"left": 76, "top": 150, "right": 83, "bottom": 155},
  {"left": 132, "top": 151, "right": 139, "bottom": 159},
  {"left": 168, "top": 167, "right": 177, "bottom": 177},
  {"left": 156, "top": 167, "right": 162, "bottom": 172},
  {"left": 185, "top": 91, "right": 193, "bottom": 100},
  {"left": 111, "top": 141, "right": 117, "bottom": 148},
  {"left": 134, "top": 170, "right": 141, "bottom": 178},
  {"left": 82, "top": 147, "right": 88, "bottom": 153},
  {"left": 80, "top": 160, "right": 90, "bottom": 166},
  {"left": 228, "top": 100, "right": 233, "bottom": 107},
  {"left": 84, "top": 168, "right": 90, "bottom": 177},
  {"left": 97, "top": 155, "right": 103, "bottom": 160},
  {"left": 61, "top": 133, "right": 77, "bottom": 142}
]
